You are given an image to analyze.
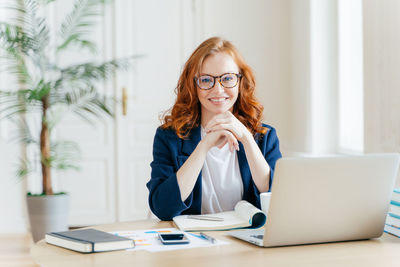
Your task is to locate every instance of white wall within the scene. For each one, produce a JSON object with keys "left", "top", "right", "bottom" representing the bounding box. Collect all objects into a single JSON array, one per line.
[
  {"left": 338, "top": 0, "right": 364, "bottom": 153},
  {"left": 289, "top": 0, "right": 311, "bottom": 154},
  {"left": 0, "top": 1, "right": 29, "bottom": 232},
  {"left": 200, "top": 0, "right": 292, "bottom": 155},
  {"left": 0, "top": 133, "right": 29, "bottom": 233},
  {"left": 290, "top": 0, "right": 339, "bottom": 156},
  {"left": 363, "top": 0, "right": 400, "bottom": 185}
]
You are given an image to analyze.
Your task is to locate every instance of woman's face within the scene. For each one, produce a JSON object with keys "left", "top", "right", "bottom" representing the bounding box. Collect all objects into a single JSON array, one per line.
[{"left": 197, "top": 52, "right": 240, "bottom": 122}]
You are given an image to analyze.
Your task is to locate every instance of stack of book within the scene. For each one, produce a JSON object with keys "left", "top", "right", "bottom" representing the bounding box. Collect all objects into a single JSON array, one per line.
[{"left": 384, "top": 188, "right": 400, "bottom": 237}]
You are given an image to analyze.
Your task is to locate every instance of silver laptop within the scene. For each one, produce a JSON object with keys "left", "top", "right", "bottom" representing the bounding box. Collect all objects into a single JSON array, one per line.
[{"left": 230, "top": 154, "right": 400, "bottom": 247}]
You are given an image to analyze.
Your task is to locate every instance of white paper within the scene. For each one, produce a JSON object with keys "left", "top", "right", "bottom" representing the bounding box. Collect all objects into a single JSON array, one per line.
[
  {"left": 109, "top": 228, "right": 228, "bottom": 252},
  {"left": 174, "top": 211, "right": 249, "bottom": 231},
  {"left": 234, "top": 200, "right": 263, "bottom": 223}
]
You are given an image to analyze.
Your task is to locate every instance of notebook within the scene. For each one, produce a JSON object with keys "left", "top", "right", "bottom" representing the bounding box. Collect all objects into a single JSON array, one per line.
[
  {"left": 45, "top": 228, "right": 135, "bottom": 253},
  {"left": 173, "top": 200, "right": 266, "bottom": 231},
  {"left": 229, "top": 154, "right": 400, "bottom": 247}
]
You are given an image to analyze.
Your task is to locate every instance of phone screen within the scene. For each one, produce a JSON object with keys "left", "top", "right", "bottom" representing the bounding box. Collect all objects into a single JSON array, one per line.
[
  {"left": 159, "top": 233, "right": 190, "bottom": 245},
  {"left": 160, "top": 234, "right": 185, "bottom": 240}
]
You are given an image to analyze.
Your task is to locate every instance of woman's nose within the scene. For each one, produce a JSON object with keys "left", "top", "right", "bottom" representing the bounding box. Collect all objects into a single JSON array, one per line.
[{"left": 212, "top": 78, "right": 224, "bottom": 92}]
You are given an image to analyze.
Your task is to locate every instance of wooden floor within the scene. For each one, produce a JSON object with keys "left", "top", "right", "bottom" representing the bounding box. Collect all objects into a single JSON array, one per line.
[{"left": 0, "top": 233, "right": 39, "bottom": 267}]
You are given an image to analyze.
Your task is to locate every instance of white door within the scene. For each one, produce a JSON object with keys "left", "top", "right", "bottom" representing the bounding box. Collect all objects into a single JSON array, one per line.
[
  {"left": 50, "top": 1, "right": 117, "bottom": 226},
  {"left": 114, "top": 0, "right": 200, "bottom": 221}
]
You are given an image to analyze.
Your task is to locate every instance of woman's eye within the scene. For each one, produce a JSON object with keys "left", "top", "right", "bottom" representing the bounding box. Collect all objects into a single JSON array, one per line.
[
  {"left": 200, "top": 77, "right": 212, "bottom": 83},
  {"left": 222, "top": 76, "right": 233, "bottom": 82}
]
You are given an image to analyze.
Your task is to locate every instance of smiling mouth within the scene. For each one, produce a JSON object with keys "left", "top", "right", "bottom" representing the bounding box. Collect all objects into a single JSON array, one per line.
[{"left": 209, "top": 97, "right": 229, "bottom": 103}]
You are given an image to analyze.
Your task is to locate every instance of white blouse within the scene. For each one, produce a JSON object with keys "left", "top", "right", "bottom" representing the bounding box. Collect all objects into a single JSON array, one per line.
[{"left": 200, "top": 127, "right": 244, "bottom": 214}]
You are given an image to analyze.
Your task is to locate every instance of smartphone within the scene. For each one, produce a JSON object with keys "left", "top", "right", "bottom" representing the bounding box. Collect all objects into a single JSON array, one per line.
[{"left": 158, "top": 233, "right": 190, "bottom": 245}]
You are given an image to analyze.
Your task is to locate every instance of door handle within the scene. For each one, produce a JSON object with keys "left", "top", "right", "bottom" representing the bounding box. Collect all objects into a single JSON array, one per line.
[{"left": 122, "top": 87, "right": 127, "bottom": 116}]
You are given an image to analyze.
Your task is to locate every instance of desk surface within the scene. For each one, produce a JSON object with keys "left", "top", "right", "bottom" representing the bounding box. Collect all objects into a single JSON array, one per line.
[{"left": 31, "top": 219, "right": 400, "bottom": 267}]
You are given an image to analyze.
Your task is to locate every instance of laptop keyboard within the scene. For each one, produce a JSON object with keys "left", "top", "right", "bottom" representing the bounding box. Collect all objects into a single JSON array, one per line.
[{"left": 250, "top": 234, "right": 264, "bottom": 240}]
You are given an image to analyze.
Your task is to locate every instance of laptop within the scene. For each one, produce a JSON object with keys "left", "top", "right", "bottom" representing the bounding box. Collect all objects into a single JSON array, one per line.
[{"left": 229, "top": 153, "right": 400, "bottom": 247}]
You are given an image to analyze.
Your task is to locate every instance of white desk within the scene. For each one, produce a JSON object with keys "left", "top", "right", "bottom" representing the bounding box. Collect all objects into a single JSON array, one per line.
[{"left": 31, "top": 219, "right": 400, "bottom": 267}]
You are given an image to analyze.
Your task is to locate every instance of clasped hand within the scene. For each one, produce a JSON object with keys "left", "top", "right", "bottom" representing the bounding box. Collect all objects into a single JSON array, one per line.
[{"left": 202, "top": 111, "right": 251, "bottom": 152}]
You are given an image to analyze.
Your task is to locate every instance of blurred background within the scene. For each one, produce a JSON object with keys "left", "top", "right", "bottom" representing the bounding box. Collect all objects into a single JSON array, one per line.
[{"left": 0, "top": 0, "right": 399, "bottom": 234}]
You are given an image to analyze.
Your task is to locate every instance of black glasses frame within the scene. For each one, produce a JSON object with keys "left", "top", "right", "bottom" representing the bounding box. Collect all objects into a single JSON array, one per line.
[{"left": 194, "top": 73, "right": 242, "bottom": 90}]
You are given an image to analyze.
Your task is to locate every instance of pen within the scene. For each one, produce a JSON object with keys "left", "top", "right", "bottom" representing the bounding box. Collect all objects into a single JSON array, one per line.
[
  {"left": 187, "top": 215, "right": 224, "bottom": 221},
  {"left": 199, "top": 232, "right": 216, "bottom": 244}
]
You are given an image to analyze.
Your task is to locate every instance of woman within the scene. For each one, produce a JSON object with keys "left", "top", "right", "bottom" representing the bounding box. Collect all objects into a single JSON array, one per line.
[{"left": 147, "top": 37, "right": 282, "bottom": 220}]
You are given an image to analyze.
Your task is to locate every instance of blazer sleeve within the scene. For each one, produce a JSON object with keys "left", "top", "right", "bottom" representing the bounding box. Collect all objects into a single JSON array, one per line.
[
  {"left": 146, "top": 128, "right": 191, "bottom": 220},
  {"left": 254, "top": 126, "right": 282, "bottom": 195},
  {"left": 263, "top": 126, "right": 282, "bottom": 190}
]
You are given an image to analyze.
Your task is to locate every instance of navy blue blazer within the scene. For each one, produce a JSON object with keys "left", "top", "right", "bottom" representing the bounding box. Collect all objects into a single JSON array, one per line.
[{"left": 146, "top": 124, "right": 282, "bottom": 221}]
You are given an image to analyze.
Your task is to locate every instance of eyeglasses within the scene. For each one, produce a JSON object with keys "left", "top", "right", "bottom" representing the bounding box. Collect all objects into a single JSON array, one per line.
[{"left": 194, "top": 73, "right": 242, "bottom": 90}]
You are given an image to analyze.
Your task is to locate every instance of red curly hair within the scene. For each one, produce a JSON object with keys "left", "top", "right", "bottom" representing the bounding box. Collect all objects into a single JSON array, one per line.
[{"left": 161, "top": 37, "right": 267, "bottom": 139}]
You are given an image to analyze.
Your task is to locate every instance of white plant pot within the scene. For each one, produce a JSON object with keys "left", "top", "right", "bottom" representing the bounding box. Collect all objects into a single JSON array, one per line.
[{"left": 26, "top": 193, "right": 70, "bottom": 243}]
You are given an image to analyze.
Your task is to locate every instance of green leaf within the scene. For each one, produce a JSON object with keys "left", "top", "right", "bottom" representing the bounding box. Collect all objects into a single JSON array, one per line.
[
  {"left": 0, "top": 102, "right": 27, "bottom": 119},
  {"left": 46, "top": 104, "right": 68, "bottom": 130},
  {"left": 4, "top": 1, "right": 50, "bottom": 55},
  {"left": 0, "top": 23, "right": 34, "bottom": 54},
  {"left": 0, "top": 90, "right": 42, "bottom": 119},
  {"left": 6, "top": 0, "right": 38, "bottom": 30},
  {"left": 15, "top": 156, "right": 32, "bottom": 181},
  {"left": 38, "top": 0, "right": 57, "bottom": 4},
  {"left": 8, "top": 116, "right": 38, "bottom": 145},
  {"left": 60, "top": 58, "right": 129, "bottom": 83},
  {"left": 57, "top": 0, "right": 108, "bottom": 53},
  {"left": 26, "top": 80, "right": 51, "bottom": 101},
  {"left": 0, "top": 54, "right": 31, "bottom": 86},
  {"left": 49, "top": 140, "right": 81, "bottom": 171}
]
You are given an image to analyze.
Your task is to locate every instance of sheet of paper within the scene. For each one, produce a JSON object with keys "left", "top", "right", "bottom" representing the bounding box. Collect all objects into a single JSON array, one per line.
[
  {"left": 109, "top": 228, "right": 229, "bottom": 252},
  {"left": 174, "top": 211, "right": 248, "bottom": 231}
]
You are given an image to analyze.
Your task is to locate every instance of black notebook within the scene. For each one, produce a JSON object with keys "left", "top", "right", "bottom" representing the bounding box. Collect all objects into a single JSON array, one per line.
[{"left": 45, "top": 228, "right": 135, "bottom": 253}]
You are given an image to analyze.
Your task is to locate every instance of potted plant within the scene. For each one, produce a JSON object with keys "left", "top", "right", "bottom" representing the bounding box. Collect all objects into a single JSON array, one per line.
[{"left": 0, "top": 0, "right": 128, "bottom": 242}]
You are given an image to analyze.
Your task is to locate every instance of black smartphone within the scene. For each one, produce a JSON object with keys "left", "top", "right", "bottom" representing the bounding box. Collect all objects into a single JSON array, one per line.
[{"left": 158, "top": 233, "right": 190, "bottom": 245}]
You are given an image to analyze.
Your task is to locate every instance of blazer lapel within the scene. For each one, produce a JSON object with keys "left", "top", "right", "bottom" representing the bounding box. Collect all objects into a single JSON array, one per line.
[
  {"left": 237, "top": 141, "right": 251, "bottom": 200},
  {"left": 181, "top": 126, "right": 201, "bottom": 156},
  {"left": 180, "top": 126, "right": 203, "bottom": 214}
]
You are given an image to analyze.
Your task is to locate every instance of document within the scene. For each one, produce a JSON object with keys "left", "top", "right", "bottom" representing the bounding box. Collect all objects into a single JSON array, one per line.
[{"left": 110, "top": 228, "right": 228, "bottom": 252}]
